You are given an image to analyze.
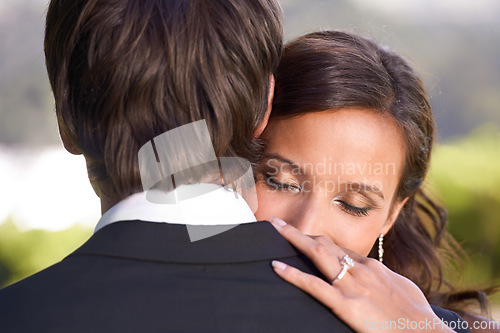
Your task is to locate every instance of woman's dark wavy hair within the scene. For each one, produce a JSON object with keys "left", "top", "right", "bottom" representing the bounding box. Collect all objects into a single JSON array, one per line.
[{"left": 271, "top": 30, "right": 495, "bottom": 315}]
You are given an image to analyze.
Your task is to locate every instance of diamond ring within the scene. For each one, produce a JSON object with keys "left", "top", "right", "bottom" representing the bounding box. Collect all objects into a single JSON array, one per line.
[{"left": 331, "top": 254, "right": 355, "bottom": 284}]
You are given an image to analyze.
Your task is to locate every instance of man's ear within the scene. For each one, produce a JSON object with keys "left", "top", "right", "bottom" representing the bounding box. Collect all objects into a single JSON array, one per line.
[
  {"left": 381, "top": 196, "right": 409, "bottom": 235},
  {"left": 59, "top": 127, "right": 82, "bottom": 155},
  {"left": 253, "top": 74, "right": 275, "bottom": 138}
]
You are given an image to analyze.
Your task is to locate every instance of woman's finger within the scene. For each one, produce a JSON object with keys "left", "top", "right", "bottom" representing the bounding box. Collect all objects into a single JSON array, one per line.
[
  {"left": 270, "top": 217, "right": 345, "bottom": 259},
  {"left": 269, "top": 217, "right": 346, "bottom": 280},
  {"left": 340, "top": 247, "right": 387, "bottom": 280},
  {"left": 271, "top": 260, "right": 343, "bottom": 310}
]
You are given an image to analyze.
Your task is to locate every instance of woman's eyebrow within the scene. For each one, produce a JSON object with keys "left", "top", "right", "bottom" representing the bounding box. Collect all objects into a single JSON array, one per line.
[
  {"left": 262, "top": 152, "right": 302, "bottom": 171},
  {"left": 343, "top": 182, "right": 385, "bottom": 200}
]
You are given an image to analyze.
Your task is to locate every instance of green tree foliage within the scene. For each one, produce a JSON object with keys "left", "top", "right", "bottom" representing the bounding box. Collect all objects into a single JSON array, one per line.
[
  {"left": 0, "top": 220, "right": 91, "bottom": 288},
  {"left": 427, "top": 124, "right": 500, "bottom": 297}
]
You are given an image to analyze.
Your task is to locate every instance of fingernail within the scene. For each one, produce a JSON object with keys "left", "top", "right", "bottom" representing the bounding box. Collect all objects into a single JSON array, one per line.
[
  {"left": 270, "top": 217, "right": 287, "bottom": 227},
  {"left": 272, "top": 260, "right": 287, "bottom": 272}
]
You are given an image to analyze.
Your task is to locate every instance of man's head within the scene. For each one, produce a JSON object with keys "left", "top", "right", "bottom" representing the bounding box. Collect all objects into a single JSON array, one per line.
[{"left": 45, "top": 0, "right": 283, "bottom": 200}]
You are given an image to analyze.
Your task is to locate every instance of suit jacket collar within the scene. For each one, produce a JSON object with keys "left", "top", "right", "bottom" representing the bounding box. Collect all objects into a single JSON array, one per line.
[
  {"left": 94, "top": 184, "right": 257, "bottom": 235},
  {"left": 70, "top": 220, "right": 302, "bottom": 264}
]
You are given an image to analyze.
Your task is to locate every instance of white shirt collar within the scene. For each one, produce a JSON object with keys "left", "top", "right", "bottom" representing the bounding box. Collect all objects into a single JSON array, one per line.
[{"left": 94, "top": 183, "right": 257, "bottom": 234}]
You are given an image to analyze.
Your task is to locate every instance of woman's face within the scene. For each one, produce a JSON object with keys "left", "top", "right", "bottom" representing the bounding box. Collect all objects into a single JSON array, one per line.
[{"left": 254, "top": 108, "right": 408, "bottom": 256}]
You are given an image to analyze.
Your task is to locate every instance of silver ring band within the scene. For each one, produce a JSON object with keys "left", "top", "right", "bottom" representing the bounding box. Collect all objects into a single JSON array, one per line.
[{"left": 331, "top": 255, "right": 354, "bottom": 284}]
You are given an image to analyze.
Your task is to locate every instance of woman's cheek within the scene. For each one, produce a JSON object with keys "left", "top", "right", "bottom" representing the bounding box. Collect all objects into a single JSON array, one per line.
[
  {"left": 332, "top": 216, "right": 381, "bottom": 256},
  {"left": 255, "top": 182, "right": 284, "bottom": 221}
]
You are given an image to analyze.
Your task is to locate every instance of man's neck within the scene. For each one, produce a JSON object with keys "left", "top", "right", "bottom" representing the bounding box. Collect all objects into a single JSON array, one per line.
[{"left": 101, "top": 195, "right": 121, "bottom": 215}]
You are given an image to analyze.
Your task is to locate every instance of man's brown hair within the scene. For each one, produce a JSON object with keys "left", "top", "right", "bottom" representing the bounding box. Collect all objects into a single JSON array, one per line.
[{"left": 44, "top": 0, "right": 283, "bottom": 198}]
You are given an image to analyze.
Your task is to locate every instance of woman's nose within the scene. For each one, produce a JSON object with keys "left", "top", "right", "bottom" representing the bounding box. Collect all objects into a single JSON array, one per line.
[{"left": 287, "top": 195, "right": 328, "bottom": 236}]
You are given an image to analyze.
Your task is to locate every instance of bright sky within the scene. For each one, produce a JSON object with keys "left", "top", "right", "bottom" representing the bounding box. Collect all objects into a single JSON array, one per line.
[
  {"left": 351, "top": 0, "right": 500, "bottom": 24},
  {"left": 0, "top": 146, "right": 100, "bottom": 231}
]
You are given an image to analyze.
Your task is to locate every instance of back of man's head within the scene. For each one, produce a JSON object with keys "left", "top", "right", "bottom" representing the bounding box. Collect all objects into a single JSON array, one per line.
[{"left": 44, "top": 0, "right": 283, "bottom": 199}]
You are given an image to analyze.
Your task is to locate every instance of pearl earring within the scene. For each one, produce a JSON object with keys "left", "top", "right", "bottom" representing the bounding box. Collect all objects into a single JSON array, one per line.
[{"left": 378, "top": 234, "right": 384, "bottom": 263}]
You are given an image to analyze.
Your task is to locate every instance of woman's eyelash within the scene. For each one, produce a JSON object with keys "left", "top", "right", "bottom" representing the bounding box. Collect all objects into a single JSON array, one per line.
[
  {"left": 262, "top": 172, "right": 371, "bottom": 217},
  {"left": 336, "top": 200, "right": 370, "bottom": 217},
  {"left": 264, "top": 175, "right": 301, "bottom": 192}
]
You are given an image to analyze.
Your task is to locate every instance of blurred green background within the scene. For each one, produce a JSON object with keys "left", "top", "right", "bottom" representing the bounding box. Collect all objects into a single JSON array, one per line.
[
  {"left": 1, "top": 0, "right": 499, "bottom": 317},
  {"left": 427, "top": 125, "right": 500, "bottom": 309}
]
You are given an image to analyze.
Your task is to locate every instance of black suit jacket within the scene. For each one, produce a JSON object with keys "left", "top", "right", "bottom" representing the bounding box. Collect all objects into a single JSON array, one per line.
[{"left": 0, "top": 221, "right": 469, "bottom": 332}]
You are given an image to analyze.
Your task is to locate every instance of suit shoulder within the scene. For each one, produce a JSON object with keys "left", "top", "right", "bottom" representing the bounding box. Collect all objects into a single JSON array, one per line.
[
  {"left": 0, "top": 254, "right": 91, "bottom": 302},
  {"left": 431, "top": 304, "right": 471, "bottom": 333}
]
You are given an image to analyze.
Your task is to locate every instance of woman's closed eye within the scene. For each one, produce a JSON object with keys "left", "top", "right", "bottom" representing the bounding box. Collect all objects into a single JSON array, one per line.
[
  {"left": 264, "top": 174, "right": 302, "bottom": 193},
  {"left": 334, "top": 200, "right": 371, "bottom": 217},
  {"left": 333, "top": 193, "right": 379, "bottom": 218}
]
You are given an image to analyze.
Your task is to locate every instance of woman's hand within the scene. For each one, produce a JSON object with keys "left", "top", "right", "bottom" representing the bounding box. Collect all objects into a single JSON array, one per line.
[{"left": 269, "top": 217, "right": 456, "bottom": 333}]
